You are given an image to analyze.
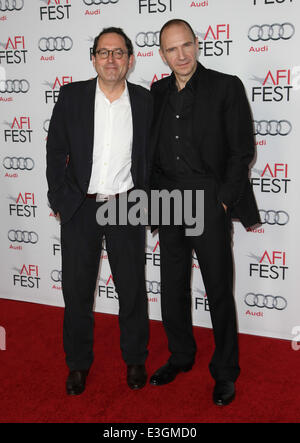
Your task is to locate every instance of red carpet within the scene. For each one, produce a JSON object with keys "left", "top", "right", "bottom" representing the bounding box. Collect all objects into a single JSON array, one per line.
[{"left": 0, "top": 298, "right": 299, "bottom": 423}]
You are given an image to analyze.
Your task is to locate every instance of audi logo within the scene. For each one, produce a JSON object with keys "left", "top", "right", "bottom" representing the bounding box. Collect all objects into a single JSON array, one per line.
[
  {"left": 8, "top": 230, "right": 38, "bottom": 244},
  {"left": 259, "top": 210, "right": 289, "bottom": 226},
  {"left": 248, "top": 23, "right": 295, "bottom": 41},
  {"left": 135, "top": 32, "right": 160, "bottom": 48},
  {"left": 0, "top": 0, "right": 24, "bottom": 11},
  {"left": 39, "top": 36, "right": 73, "bottom": 52},
  {"left": 254, "top": 120, "right": 292, "bottom": 136},
  {"left": 146, "top": 280, "right": 160, "bottom": 294},
  {"left": 51, "top": 270, "right": 62, "bottom": 282},
  {"left": 3, "top": 157, "right": 35, "bottom": 171},
  {"left": 0, "top": 79, "right": 30, "bottom": 93},
  {"left": 83, "top": 0, "right": 119, "bottom": 4},
  {"left": 245, "top": 293, "right": 287, "bottom": 310}
]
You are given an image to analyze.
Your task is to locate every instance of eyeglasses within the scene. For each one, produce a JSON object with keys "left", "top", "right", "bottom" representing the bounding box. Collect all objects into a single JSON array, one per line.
[{"left": 95, "top": 49, "right": 128, "bottom": 59}]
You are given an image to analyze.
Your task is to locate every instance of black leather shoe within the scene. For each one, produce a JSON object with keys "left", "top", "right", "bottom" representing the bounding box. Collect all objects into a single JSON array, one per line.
[
  {"left": 127, "top": 365, "right": 147, "bottom": 390},
  {"left": 213, "top": 380, "right": 235, "bottom": 406},
  {"left": 149, "top": 361, "right": 193, "bottom": 386},
  {"left": 66, "top": 370, "right": 89, "bottom": 395}
]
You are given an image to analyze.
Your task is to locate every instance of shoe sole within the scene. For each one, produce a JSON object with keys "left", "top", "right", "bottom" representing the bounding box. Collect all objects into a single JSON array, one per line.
[{"left": 213, "top": 393, "right": 235, "bottom": 406}]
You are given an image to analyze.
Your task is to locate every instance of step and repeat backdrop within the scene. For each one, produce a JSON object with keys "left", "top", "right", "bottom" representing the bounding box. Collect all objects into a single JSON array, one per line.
[{"left": 1, "top": 0, "right": 299, "bottom": 341}]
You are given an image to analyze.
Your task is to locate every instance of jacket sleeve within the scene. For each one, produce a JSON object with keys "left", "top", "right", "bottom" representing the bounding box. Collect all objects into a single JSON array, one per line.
[
  {"left": 218, "top": 76, "right": 254, "bottom": 208},
  {"left": 46, "top": 86, "right": 70, "bottom": 214}
]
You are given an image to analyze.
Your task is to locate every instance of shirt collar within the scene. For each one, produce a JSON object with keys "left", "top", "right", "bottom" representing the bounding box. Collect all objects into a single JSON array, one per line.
[{"left": 96, "top": 78, "right": 129, "bottom": 102}]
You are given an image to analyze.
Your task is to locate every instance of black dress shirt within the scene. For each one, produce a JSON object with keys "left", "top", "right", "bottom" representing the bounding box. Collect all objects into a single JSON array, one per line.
[{"left": 155, "top": 63, "right": 209, "bottom": 182}]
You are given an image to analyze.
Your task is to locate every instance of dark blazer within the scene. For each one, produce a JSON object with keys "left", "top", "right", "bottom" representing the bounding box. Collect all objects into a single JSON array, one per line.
[
  {"left": 46, "top": 77, "right": 153, "bottom": 225},
  {"left": 150, "top": 62, "right": 260, "bottom": 228}
]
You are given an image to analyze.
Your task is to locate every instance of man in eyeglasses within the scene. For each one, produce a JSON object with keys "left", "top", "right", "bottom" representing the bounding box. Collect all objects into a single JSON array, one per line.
[{"left": 46, "top": 28, "right": 152, "bottom": 395}]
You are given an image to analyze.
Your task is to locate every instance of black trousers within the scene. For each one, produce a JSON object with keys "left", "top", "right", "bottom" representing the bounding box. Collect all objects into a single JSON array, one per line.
[
  {"left": 60, "top": 196, "right": 149, "bottom": 371},
  {"left": 157, "top": 175, "right": 240, "bottom": 382}
]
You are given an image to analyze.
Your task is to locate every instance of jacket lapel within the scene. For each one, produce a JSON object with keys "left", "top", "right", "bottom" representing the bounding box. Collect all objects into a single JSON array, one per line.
[
  {"left": 127, "top": 81, "right": 144, "bottom": 183},
  {"left": 191, "top": 63, "right": 212, "bottom": 150},
  {"left": 82, "top": 77, "right": 97, "bottom": 158},
  {"left": 150, "top": 81, "right": 170, "bottom": 168}
]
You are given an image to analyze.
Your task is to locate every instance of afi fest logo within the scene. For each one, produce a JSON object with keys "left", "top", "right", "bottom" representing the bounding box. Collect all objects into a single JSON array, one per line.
[
  {"left": 248, "top": 250, "right": 288, "bottom": 280},
  {"left": 3, "top": 116, "right": 32, "bottom": 143},
  {"left": 12, "top": 264, "right": 40, "bottom": 288},
  {"left": 0, "top": 36, "right": 27, "bottom": 64},
  {"left": 145, "top": 240, "right": 160, "bottom": 267},
  {"left": 44, "top": 75, "right": 72, "bottom": 103},
  {"left": 138, "top": 0, "right": 173, "bottom": 14},
  {"left": 98, "top": 275, "right": 118, "bottom": 300},
  {"left": 9, "top": 192, "right": 37, "bottom": 217},
  {"left": 251, "top": 163, "right": 290, "bottom": 194},
  {"left": 196, "top": 24, "right": 233, "bottom": 57},
  {"left": 40, "top": 0, "right": 71, "bottom": 21},
  {"left": 250, "top": 68, "right": 300, "bottom": 102}
]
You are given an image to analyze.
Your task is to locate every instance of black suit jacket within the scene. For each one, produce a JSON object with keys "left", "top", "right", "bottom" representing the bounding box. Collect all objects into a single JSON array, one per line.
[
  {"left": 46, "top": 77, "right": 153, "bottom": 225},
  {"left": 150, "top": 62, "right": 260, "bottom": 229}
]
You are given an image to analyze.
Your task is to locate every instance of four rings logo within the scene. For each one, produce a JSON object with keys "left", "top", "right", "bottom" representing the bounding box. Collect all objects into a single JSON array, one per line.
[
  {"left": 51, "top": 270, "right": 62, "bottom": 282},
  {"left": 0, "top": 0, "right": 24, "bottom": 11},
  {"left": 259, "top": 210, "right": 289, "bottom": 225},
  {"left": 254, "top": 120, "right": 292, "bottom": 136},
  {"left": 245, "top": 293, "right": 287, "bottom": 310},
  {"left": 146, "top": 280, "right": 160, "bottom": 294},
  {"left": 83, "top": 0, "right": 119, "bottom": 4},
  {"left": 3, "top": 157, "right": 34, "bottom": 170},
  {"left": 39, "top": 36, "right": 73, "bottom": 52},
  {"left": 135, "top": 32, "right": 159, "bottom": 47},
  {"left": 8, "top": 230, "right": 38, "bottom": 244},
  {"left": 248, "top": 23, "right": 295, "bottom": 41},
  {"left": 0, "top": 79, "right": 29, "bottom": 93}
]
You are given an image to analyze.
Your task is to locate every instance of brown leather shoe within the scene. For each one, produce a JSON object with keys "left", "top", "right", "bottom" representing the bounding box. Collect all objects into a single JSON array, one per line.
[
  {"left": 127, "top": 365, "right": 147, "bottom": 390},
  {"left": 66, "top": 370, "right": 89, "bottom": 395}
]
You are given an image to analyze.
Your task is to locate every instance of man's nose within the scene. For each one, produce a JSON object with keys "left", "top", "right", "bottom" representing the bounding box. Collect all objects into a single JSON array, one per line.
[
  {"left": 177, "top": 47, "right": 186, "bottom": 59},
  {"left": 107, "top": 51, "right": 114, "bottom": 61}
]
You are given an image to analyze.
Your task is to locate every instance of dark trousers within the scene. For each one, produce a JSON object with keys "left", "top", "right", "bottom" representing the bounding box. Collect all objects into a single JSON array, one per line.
[
  {"left": 60, "top": 196, "right": 149, "bottom": 371},
  {"left": 157, "top": 175, "right": 240, "bottom": 382}
]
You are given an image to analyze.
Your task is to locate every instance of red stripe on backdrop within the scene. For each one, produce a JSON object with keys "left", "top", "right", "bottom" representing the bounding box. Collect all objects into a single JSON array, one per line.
[{"left": 0, "top": 299, "right": 299, "bottom": 423}]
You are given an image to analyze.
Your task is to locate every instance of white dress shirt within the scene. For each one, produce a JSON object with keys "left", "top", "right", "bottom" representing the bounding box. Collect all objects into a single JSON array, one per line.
[{"left": 87, "top": 80, "right": 134, "bottom": 195}]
